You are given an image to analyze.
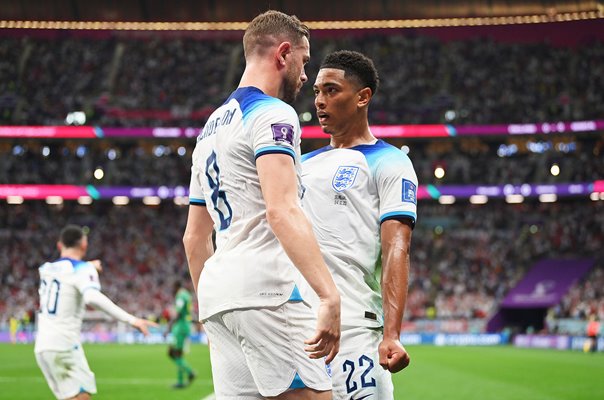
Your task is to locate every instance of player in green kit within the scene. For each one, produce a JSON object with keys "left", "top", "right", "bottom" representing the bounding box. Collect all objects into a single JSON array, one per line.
[{"left": 166, "top": 281, "right": 196, "bottom": 389}]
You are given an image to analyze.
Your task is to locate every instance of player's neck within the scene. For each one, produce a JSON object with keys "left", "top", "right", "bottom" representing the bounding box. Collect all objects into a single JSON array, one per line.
[
  {"left": 60, "top": 248, "right": 84, "bottom": 260},
  {"left": 238, "top": 62, "right": 280, "bottom": 98},
  {"left": 330, "top": 122, "right": 375, "bottom": 149}
]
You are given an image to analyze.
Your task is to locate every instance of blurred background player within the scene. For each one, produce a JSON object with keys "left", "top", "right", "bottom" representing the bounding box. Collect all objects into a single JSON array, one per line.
[
  {"left": 183, "top": 9, "right": 340, "bottom": 399},
  {"left": 165, "top": 280, "right": 196, "bottom": 388},
  {"left": 302, "top": 50, "right": 417, "bottom": 399},
  {"left": 35, "top": 225, "right": 157, "bottom": 400},
  {"left": 585, "top": 315, "right": 600, "bottom": 353}
]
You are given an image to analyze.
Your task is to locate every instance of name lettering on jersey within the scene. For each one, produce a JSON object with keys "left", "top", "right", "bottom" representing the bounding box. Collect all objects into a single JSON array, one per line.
[
  {"left": 270, "top": 123, "right": 294, "bottom": 145},
  {"left": 402, "top": 179, "right": 417, "bottom": 204},
  {"left": 332, "top": 166, "right": 359, "bottom": 192},
  {"left": 197, "top": 107, "right": 236, "bottom": 142}
]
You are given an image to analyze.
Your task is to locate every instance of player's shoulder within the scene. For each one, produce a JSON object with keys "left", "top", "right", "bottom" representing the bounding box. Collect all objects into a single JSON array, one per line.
[
  {"left": 228, "top": 86, "right": 296, "bottom": 121},
  {"left": 353, "top": 140, "right": 413, "bottom": 168},
  {"left": 301, "top": 145, "right": 332, "bottom": 163}
]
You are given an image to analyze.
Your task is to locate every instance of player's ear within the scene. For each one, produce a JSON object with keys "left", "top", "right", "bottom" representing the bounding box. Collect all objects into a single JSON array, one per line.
[
  {"left": 57, "top": 241, "right": 63, "bottom": 252},
  {"left": 276, "top": 41, "right": 292, "bottom": 68},
  {"left": 357, "top": 87, "right": 372, "bottom": 108}
]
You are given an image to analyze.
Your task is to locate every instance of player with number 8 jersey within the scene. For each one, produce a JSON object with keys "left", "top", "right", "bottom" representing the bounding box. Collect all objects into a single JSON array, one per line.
[
  {"left": 189, "top": 86, "right": 307, "bottom": 318},
  {"left": 185, "top": 10, "right": 340, "bottom": 398}
]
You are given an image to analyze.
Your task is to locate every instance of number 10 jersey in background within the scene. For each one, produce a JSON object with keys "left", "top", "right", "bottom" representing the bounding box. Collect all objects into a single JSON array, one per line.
[
  {"left": 189, "top": 86, "right": 306, "bottom": 321},
  {"left": 35, "top": 258, "right": 101, "bottom": 352}
]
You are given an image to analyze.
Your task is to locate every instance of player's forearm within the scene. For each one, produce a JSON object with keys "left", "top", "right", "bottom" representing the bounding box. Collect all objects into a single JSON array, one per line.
[
  {"left": 382, "top": 257, "right": 409, "bottom": 340},
  {"left": 183, "top": 231, "right": 213, "bottom": 293},
  {"left": 267, "top": 205, "right": 339, "bottom": 301},
  {"left": 381, "top": 221, "right": 412, "bottom": 340},
  {"left": 83, "top": 289, "right": 137, "bottom": 325}
]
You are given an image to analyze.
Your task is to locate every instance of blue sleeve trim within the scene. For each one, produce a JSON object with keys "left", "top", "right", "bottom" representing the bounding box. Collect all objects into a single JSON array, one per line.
[
  {"left": 380, "top": 211, "right": 416, "bottom": 229},
  {"left": 255, "top": 146, "right": 295, "bottom": 161},
  {"left": 189, "top": 197, "right": 207, "bottom": 206}
]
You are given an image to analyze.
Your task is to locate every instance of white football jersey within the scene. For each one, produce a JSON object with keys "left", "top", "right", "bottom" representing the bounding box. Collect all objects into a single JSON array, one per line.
[
  {"left": 301, "top": 140, "right": 418, "bottom": 328},
  {"left": 189, "top": 86, "right": 306, "bottom": 321},
  {"left": 35, "top": 258, "right": 101, "bottom": 352}
]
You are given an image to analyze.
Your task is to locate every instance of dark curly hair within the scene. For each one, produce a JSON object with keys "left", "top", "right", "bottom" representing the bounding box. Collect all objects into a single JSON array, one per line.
[{"left": 320, "top": 50, "right": 379, "bottom": 95}]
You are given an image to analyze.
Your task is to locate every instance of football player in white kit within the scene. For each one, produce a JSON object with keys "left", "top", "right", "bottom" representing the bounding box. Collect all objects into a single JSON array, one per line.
[
  {"left": 35, "top": 225, "right": 157, "bottom": 400},
  {"left": 302, "top": 50, "right": 417, "bottom": 399},
  {"left": 183, "top": 10, "right": 340, "bottom": 400}
]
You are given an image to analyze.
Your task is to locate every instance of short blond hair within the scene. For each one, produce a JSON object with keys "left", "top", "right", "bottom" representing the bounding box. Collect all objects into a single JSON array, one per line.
[{"left": 243, "top": 10, "right": 309, "bottom": 59}]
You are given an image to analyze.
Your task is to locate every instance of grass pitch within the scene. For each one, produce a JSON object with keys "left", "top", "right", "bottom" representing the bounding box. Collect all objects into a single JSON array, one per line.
[{"left": 0, "top": 343, "right": 601, "bottom": 399}]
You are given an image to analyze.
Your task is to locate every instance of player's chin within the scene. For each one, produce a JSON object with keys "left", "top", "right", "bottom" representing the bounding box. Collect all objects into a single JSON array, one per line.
[{"left": 319, "top": 124, "right": 333, "bottom": 135}]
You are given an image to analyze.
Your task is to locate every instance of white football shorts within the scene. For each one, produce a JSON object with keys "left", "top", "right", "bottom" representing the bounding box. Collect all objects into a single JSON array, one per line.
[
  {"left": 330, "top": 326, "right": 394, "bottom": 400},
  {"left": 35, "top": 345, "right": 97, "bottom": 399},
  {"left": 203, "top": 301, "right": 332, "bottom": 398}
]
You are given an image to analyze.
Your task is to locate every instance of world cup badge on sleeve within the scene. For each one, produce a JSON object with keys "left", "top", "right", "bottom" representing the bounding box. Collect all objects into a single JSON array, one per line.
[
  {"left": 332, "top": 166, "right": 359, "bottom": 192},
  {"left": 271, "top": 123, "right": 294, "bottom": 145},
  {"left": 402, "top": 179, "right": 417, "bottom": 204}
]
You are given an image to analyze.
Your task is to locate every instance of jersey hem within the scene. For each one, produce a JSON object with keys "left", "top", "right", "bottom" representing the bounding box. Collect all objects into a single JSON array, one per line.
[{"left": 198, "top": 297, "right": 304, "bottom": 321}]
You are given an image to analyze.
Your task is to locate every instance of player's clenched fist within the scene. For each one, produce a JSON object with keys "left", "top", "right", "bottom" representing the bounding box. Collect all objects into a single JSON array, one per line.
[{"left": 378, "top": 338, "right": 410, "bottom": 373}]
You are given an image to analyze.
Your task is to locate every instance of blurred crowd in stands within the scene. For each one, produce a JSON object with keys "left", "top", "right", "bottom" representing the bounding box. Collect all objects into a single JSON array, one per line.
[
  {"left": 1, "top": 199, "right": 602, "bottom": 333},
  {"left": 1, "top": 28, "right": 603, "bottom": 337},
  {"left": 1, "top": 135, "right": 603, "bottom": 186},
  {"left": 1, "top": 32, "right": 603, "bottom": 127},
  {"left": 407, "top": 200, "right": 603, "bottom": 324}
]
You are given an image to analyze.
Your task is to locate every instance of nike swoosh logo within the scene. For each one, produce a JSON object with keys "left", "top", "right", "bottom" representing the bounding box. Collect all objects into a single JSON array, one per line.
[{"left": 350, "top": 395, "right": 373, "bottom": 400}]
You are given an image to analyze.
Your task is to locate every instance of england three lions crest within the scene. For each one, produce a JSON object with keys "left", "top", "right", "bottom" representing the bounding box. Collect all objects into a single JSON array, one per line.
[{"left": 332, "top": 166, "right": 359, "bottom": 192}]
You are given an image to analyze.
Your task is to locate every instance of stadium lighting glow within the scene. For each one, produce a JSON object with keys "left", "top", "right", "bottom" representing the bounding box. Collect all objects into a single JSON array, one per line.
[
  {"left": 590, "top": 192, "right": 600, "bottom": 201},
  {"left": 469, "top": 195, "right": 488, "bottom": 204},
  {"left": 46, "top": 196, "right": 64, "bottom": 205},
  {"left": 506, "top": 194, "right": 525, "bottom": 203},
  {"left": 400, "top": 145, "right": 410, "bottom": 155},
  {"left": 6, "top": 195, "right": 24, "bottom": 204},
  {"left": 12, "top": 145, "right": 25, "bottom": 156},
  {"left": 0, "top": 10, "right": 601, "bottom": 31},
  {"left": 601, "top": 193, "right": 604, "bottom": 201},
  {"left": 539, "top": 193, "right": 557, "bottom": 203},
  {"left": 65, "top": 111, "right": 86, "bottom": 125},
  {"left": 434, "top": 166, "right": 445, "bottom": 179},
  {"left": 143, "top": 196, "right": 161, "bottom": 206},
  {"left": 42, "top": 146, "right": 50, "bottom": 157},
  {"left": 438, "top": 195, "right": 456, "bottom": 204},
  {"left": 174, "top": 196, "right": 189, "bottom": 206},
  {"left": 177, "top": 146, "right": 186, "bottom": 156},
  {"left": 77, "top": 196, "right": 93, "bottom": 205},
  {"left": 94, "top": 168, "right": 104, "bottom": 180},
  {"left": 300, "top": 112, "right": 312, "bottom": 122},
  {"left": 112, "top": 196, "right": 129, "bottom": 205},
  {"left": 550, "top": 163, "right": 560, "bottom": 176},
  {"left": 444, "top": 110, "right": 457, "bottom": 121}
]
